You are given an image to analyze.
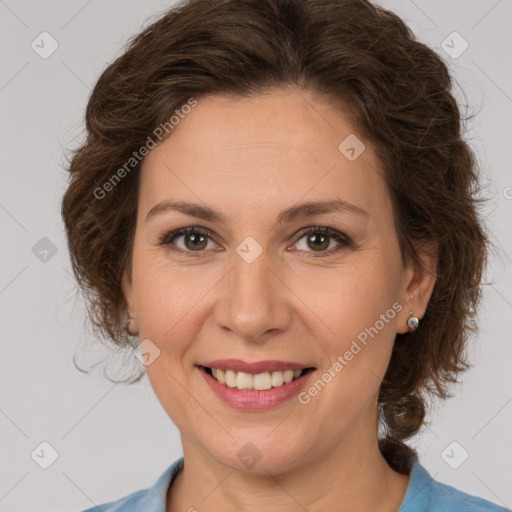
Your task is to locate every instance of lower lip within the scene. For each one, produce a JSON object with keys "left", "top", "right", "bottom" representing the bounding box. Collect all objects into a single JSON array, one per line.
[{"left": 198, "top": 366, "right": 316, "bottom": 411}]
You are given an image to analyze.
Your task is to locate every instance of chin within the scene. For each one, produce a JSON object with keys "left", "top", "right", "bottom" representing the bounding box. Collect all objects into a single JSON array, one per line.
[{"left": 204, "top": 436, "right": 312, "bottom": 475}]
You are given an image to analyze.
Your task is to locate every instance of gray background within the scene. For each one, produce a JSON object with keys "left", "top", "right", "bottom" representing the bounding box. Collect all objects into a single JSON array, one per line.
[{"left": 0, "top": 0, "right": 510, "bottom": 510}]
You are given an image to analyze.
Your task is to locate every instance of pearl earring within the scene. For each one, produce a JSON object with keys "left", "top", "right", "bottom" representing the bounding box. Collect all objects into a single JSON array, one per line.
[{"left": 407, "top": 311, "right": 419, "bottom": 332}]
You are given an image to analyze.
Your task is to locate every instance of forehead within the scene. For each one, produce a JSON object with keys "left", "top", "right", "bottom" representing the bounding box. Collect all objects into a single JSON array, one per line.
[{"left": 139, "top": 89, "right": 389, "bottom": 222}]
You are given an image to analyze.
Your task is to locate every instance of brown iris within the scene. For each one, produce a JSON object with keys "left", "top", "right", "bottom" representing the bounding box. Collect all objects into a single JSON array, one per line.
[
  {"left": 307, "top": 233, "right": 330, "bottom": 251},
  {"left": 184, "top": 233, "right": 208, "bottom": 251}
]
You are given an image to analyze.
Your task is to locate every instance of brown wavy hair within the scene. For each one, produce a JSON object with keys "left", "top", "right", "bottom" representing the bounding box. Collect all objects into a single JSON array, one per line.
[{"left": 61, "top": 0, "right": 489, "bottom": 473}]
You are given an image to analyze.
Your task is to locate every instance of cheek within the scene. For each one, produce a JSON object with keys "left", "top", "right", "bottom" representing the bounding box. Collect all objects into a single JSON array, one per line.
[
  {"left": 131, "top": 249, "right": 219, "bottom": 354},
  {"left": 304, "top": 255, "right": 402, "bottom": 385},
  {"left": 308, "top": 257, "right": 400, "bottom": 332},
  {"left": 306, "top": 266, "right": 401, "bottom": 419}
]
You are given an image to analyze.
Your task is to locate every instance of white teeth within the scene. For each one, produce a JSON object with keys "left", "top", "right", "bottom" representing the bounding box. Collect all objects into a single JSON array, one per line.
[
  {"left": 225, "top": 370, "right": 237, "bottom": 388},
  {"left": 253, "top": 372, "right": 272, "bottom": 390},
  {"left": 216, "top": 368, "right": 226, "bottom": 385},
  {"left": 209, "top": 367, "right": 306, "bottom": 390},
  {"left": 283, "top": 370, "right": 294, "bottom": 383},
  {"left": 271, "top": 371, "right": 284, "bottom": 387},
  {"left": 236, "top": 371, "right": 254, "bottom": 390}
]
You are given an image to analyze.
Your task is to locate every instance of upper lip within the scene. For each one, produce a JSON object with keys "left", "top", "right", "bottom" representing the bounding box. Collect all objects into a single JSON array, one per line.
[{"left": 199, "top": 359, "right": 315, "bottom": 374}]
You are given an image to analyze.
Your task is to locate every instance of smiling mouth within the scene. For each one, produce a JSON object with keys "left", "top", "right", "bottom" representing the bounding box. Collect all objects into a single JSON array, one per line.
[{"left": 201, "top": 366, "right": 316, "bottom": 391}]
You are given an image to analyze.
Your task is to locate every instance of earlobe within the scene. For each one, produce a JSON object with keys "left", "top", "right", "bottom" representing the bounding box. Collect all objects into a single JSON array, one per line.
[{"left": 397, "top": 242, "right": 438, "bottom": 334}]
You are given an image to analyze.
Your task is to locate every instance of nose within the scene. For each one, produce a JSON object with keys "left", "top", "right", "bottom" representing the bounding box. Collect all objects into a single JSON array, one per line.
[{"left": 213, "top": 246, "right": 292, "bottom": 343}]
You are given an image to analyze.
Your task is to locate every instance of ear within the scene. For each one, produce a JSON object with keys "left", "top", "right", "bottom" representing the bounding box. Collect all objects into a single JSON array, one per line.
[
  {"left": 121, "top": 266, "right": 135, "bottom": 316},
  {"left": 396, "top": 241, "right": 438, "bottom": 334}
]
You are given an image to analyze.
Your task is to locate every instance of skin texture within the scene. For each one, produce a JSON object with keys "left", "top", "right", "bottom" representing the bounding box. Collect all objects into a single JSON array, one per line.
[{"left": 122, "top": 88, "right": 437, "bottom": 511}]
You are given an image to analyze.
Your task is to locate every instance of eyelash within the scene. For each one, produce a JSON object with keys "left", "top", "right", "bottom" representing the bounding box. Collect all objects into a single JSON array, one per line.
[{"left": 158, "top": 225, "right": 352, "bottom": 258}]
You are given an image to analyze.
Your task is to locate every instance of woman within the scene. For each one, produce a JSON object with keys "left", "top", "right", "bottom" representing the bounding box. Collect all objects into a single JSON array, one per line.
[{"left": 61, "top": 0, "right": 506, "bottom": 510}]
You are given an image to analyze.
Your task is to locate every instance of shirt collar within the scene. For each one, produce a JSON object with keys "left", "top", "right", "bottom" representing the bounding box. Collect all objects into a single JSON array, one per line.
[
  {"left": 399, "top": 455, "right": 434, "bottom": 511},
  {"left": 137, "top": 456, "right": 184, "bottom": 512}
]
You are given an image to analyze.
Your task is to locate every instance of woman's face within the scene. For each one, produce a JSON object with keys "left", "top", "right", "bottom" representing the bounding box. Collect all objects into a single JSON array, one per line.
[{"left": 123, "top": 88, "right": 435, "bottom": 473}]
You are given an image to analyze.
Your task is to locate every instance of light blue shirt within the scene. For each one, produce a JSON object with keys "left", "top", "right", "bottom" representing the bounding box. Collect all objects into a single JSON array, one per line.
[{"left": 81, "top": 456, "right": 508, "bottom": 511}]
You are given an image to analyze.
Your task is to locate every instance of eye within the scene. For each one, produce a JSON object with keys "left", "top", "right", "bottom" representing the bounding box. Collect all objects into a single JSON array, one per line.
[
  {"left": 159, "top": 225, "right": 352, "bottom": 257},
  {"left": 291, "top": 226, "right": 351, "bottom": 256},
  {"left": 159, "top": 226, "right": 219, "bottom": 256}
]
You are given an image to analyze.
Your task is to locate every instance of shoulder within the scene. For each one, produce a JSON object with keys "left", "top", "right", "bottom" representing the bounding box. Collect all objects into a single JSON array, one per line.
[
  {"left": 80, "top": 488, "right": 147, "bottom": 512},
  {"left": 80, "top": 457, "right": 184, "bottom": 512},
  {"left": 428, "top": 479, "right": 508, "bottom": 511},
  {"left": 400, "top": 458, "right": 508, "bottom": 512}
]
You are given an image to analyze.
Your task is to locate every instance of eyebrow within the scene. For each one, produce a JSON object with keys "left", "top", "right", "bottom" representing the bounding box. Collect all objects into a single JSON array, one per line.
[{"left": 145, "top": 199, "right": 368, "bottom": 225}]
